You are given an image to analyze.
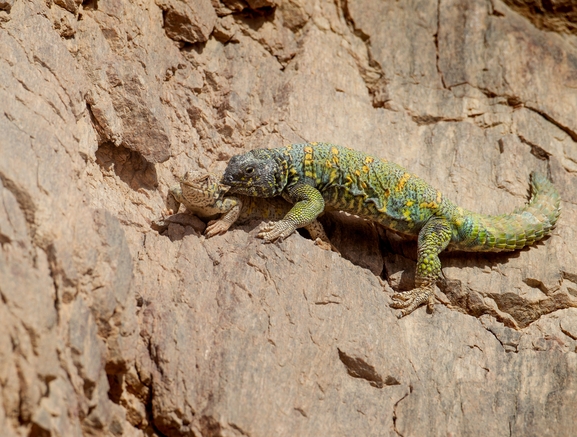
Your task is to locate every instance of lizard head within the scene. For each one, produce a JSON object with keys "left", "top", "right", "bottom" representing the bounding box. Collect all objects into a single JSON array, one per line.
[
  {"left": 222, "top": 149, "right": 288, "bottom": 197},
  {"left": 180, "top": 171, "right": 227, "bottom": 207}
]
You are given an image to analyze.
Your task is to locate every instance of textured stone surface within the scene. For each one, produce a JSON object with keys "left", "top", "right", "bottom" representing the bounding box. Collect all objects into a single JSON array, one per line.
[
  {"left": 1, "top": 0, "right": 577, "bottom": 436},
  {"left": 0, "top": 0, "right": 13, "bottom": 12},
  {"left": 503, "top": 0, "right": 577, "bottom": 34},
  {"left": 156, "top": 0, "right": 217, "bottom": 44}
]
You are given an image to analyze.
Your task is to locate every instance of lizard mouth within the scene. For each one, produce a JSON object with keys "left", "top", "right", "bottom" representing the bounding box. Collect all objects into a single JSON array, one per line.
[{"left": 221, "top": 173, "right": 234, "bottom": 185}]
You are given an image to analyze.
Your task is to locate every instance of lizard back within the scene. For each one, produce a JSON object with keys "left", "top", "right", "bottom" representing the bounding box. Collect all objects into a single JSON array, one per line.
[{"left": 277, "top": 143, "right": 451, "bottom": 236}]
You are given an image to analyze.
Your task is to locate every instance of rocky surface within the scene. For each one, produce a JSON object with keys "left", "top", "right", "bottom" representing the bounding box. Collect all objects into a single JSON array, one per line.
[{"left": 1, "top": 0, "right": 577, "bottom": 435}]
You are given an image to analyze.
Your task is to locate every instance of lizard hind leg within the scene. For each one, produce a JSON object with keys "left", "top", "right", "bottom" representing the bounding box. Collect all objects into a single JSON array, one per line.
[
  {"left": 304, "top": 220, "right": 340, "bottom": 254},
  {"left": 390, "top": 216, "right": 453, "bottom": 318}
]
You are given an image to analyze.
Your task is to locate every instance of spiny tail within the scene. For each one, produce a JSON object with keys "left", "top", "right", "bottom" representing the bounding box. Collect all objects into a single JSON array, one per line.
[{"left": 455, "top": 172, "right": 561, "bottom": 252}]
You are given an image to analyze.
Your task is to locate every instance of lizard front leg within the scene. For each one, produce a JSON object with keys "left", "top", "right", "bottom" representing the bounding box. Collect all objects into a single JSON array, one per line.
[
  {"left": 390, "top": 216, "right": 452, "bottom": 318},
  {"left": 258, "top": 183, "right": 325, "bottom": 242},
  {"left": 205, "top": 197, "right": 243, "bottom": 237}
]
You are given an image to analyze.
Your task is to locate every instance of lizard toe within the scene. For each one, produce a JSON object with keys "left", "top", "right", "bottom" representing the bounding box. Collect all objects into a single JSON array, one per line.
[
  {"left": 390, "top": 286, "right": 435, "bottom": 317},
  {"left": 257, "top": 221, "right": 296, "bottom": 242},
  {"left": 205, "top": 219, "right": 231, "bottom": 237}
]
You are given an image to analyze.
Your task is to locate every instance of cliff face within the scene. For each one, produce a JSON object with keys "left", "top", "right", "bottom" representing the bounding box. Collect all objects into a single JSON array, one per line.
[{"left": 1, "top": 0, "right": 577, "bottom": 436}]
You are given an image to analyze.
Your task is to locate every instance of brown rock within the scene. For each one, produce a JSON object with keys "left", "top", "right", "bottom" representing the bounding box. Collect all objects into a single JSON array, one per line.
[
  {"left": 0, "top": 0, "right": 13, "bottom": 12},
  {"left": 502, "top": 0, "right": 577, "bottom": 34},
  {"left": 156, "top": 0, "right": 217, "bottom": 43},
  {"left": 1, "top": 0, "right": 577, "bottom": 435},
  {"left": 53, "top": 0, "right": 82, "bottom": 14},
  {"left": 246, "top": 0, "right": 277, "bottom": 9}
]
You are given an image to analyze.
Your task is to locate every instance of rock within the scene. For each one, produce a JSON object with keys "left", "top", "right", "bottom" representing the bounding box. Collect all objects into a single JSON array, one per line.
[
  {"left": 75, "top": 6, "right": 174, "bottom": 163},
  {"left": 1, "top": 0, "right": 577, "bottom": 435},
  {"left": 246, "top": 0, "right": 277, "bottom": 9},
  {"left": 53, "top": 0, "right": 82, "bottom": 14},
  {"left": 502, "top": 0, "right": 577, "bottom": 34},
  {"left": 156, "top": 0, "right": 217, "bottom": 43},
  {"left": 0, "top": 0, "right": 14, "bottom": 12}
]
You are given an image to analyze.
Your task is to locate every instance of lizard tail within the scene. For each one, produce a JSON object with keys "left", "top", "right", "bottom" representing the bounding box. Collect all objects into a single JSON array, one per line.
[{"left": 454, "top": 172, "right": 561, "bottom": 252}]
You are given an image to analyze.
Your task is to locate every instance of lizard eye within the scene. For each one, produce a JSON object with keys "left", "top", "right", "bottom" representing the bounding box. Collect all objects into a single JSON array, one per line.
[{"left": 245, "top": 167, "right": 254, "bottom": 175}]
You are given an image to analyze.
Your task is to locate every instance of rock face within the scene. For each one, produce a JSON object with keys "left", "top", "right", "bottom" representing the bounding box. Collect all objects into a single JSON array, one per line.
[{"left": 1, "top": 0, "right": 577, "bottom": 435}]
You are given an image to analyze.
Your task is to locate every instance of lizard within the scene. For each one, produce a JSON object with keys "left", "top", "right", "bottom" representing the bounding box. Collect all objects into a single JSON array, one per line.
[
  {"left": 221, "top": 142, "right": 561, "bottom": 317},
  {"left": 152, "top": 170, "right": 336, "bottom": 251}
]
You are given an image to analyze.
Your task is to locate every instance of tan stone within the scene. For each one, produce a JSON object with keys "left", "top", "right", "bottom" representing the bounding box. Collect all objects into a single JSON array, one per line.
[
  {"left": 156, "top": 0, "right": 217, "bottom": 44},
  {"left": 1, "top": 0, "right": 577, "bottom": 435}
]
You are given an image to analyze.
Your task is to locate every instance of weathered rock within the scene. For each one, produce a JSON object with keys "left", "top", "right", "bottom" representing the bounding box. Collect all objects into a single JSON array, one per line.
[
  {"left": 0, "top": 0, "right": 13, "bottom": 12},
  {"left": 503, "top": 0, "right": 577, "bottom": 34},
  {"left": 156, "top": 0, "right": 217, "bottom": 44},
  {"left": 53, "top": 0, "right": 81, "bottom": 14},
  {"left": 74, "top": 0, "right": 175, "bottom": 163},
  {"left": 1, "top": 0, "right": 577, "bottom": 435}
]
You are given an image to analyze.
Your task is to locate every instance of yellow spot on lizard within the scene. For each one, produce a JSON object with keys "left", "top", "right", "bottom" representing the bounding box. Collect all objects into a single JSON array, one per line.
[
  {"left": 420, "top": 201, "right": 438, "bottom": 209},
  {"left": 331, "top": 147, "right": 339, "bottom": 155},
  {"left": 406, "top": 200, "right": 414, "bottom": 207},
  {"left": 304, "top": 145, "right": 314, "bottom": 178},
  {"left": 365, "top": 156, "right": 374, "bottom": 164},
  {"left": 396, "top": 173, "right": 411, "bottom": 192},
  {"left": 362, "top": 165, "right": 370, "bottom": 173}
]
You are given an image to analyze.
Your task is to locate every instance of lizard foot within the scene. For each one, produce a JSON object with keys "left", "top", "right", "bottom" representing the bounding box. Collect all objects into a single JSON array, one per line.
[
  {"left": 205, "top": 219, "right": 231, "bottom": 238},
  {"left": 390, "top": 284, "right": 435, "bottom": 318},
  {"left": 257, "top": 221, "right": 297, "bottom": 242}
]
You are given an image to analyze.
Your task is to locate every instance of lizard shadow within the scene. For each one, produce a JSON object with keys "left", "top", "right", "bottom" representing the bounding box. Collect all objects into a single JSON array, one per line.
[
  {"left": 378, "top": 227, "right": 550, "bottom": 290},
  {"left": 152, "top": 209, "right": 550, "bottom": 297}
]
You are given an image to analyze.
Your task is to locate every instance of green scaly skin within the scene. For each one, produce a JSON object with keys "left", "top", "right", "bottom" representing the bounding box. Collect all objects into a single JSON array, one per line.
[
  {"left": 222, "top": 142, "right": 561, "bottom": 317},
  {"left": 153, "top": 171, "right": 336, "bottom": 252}
]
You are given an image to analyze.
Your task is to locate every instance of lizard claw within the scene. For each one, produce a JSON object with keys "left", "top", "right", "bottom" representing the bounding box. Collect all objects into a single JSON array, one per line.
[
  {"left": 204, "top": 219, "right": 231, "bottom": 238},
  {"left": 257, "top": 221, "right": 296, "bottom": 242},
  {"left": 390, "top": 284, "right": 435, "bottom": 318}
]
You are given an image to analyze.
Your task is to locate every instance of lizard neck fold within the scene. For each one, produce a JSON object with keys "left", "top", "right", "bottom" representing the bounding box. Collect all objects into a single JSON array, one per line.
[{"left": 270, "top": 150, "right": 291, "bottom": 195}]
